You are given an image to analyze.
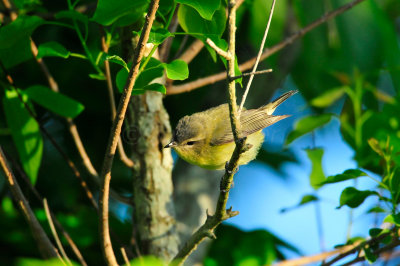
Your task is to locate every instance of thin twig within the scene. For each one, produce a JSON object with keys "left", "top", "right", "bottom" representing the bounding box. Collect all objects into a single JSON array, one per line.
[
  {"left": 167, "top": 0, "right": 367, "bottom": 95},
  {"left": 206, "top": 38, "right": 231, "bottom": 60},
  {"left": 230, "top": 69, "right": 273, "bottom": 81},
  {"left": 100, "top": 27, "right": 134, "bottom": 168},
  {"left": 0, "top": 147, "right": 59, "bottom": 259},
  {"left": 120, "top": 247, "right": 130, "bottom": 266},
  {"left": 99, "top": 0, "right": 160, "bottom": 265},
  {"left": 238, "top": 0, "right": 276, "bottom": 114},
  {"left": 172, "top": 1, "right": 249, "bottom": 264},
  {"left": 43, "top": 199, "right": 71, "bottom": 266}
]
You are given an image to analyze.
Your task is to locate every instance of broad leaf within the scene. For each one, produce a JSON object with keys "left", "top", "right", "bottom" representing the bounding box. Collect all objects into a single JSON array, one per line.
[
  {"left": 0, "top": 15, "right": 45, "bottom": 68},
  {"left": 92, "top": 0, "right": 149, "bottom": 26},
  {"left": 178, "top": 4, "right": 226, "bottom": 37},
  {"left": 3, "top": 90, "right": 43, "bottom": 184},
  {"left": 176, "top": 0, "right": 220, "bottom": 20},
  {"left": 106, "top": 55, "right": 129, "bottom": 72},
  {"left": 320, "top": 169, "right": 367, "bottom": 185},
  {"left": 305, "top": 148, "right": 325, "bottom": 190},
  {"left": 37, "top": 42, "right": 70, "bottom": 59},
  {"left": 164, "top": 60, "right": 189, "bottom": 80},
  {"left": 148, "top": 28, "right": 173, "bottom": 45},
  {"left": 338, "top": 187, "right": 378, "bottom": 208},
  {"left": 55, "top": 10, "right": 89, "bottom": 25},
  {"left": 383, "top": 213, "right": 400, "bottom": 226},
  {"left": 132, "top": 83, "right": 166, "bottom": 95},
  {"left": 23, "top": 85, "right": 85, "bottom": 118},
  {"left": 280, "top": 194, "right": 318, "bottom": 213},
  {"left": 285, "top": 113, "right": 333, "bottom": 145}
]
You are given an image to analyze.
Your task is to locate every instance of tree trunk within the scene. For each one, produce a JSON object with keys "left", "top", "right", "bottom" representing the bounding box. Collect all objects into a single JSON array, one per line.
[{"left": 130, "top": 92, "right": 179, "bottom": 260}]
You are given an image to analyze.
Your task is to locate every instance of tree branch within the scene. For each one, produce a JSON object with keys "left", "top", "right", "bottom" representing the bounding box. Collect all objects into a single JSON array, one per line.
[
  {"left": 230, "top": 69, "right": 273, "bottom": 81},
  {"left": 43, "top": 199, "right": 71, "bottom": 266},
  {"left": 238, "top": 0, "right": 276, "bottom": 114},
  {"left": 99, "top": 0, "right": 160, "bottom": 265},
  {"left": 206, "top": 38, "right": 232, "bottom": 60},
  {"left": 172, "top": 1, "right": 251, "bottom": 264},
  {"left": 166, "top": 0, "right": 367, "bottom": 95},
  {"left": 0, "top": 147, "right": 60, "bottom": 259}
]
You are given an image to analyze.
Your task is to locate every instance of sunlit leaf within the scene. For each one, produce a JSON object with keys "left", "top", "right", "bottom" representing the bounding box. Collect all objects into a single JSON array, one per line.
[
  {"left": 178, "top": 4, "right": 226, "bottom": 37},
  {"left": 338, "top": 187, "right": 378, "bottom": 209},
  {"left": 148, "top": 28, "right": 173, "bottom": 45},
  {"left": 164, "top": 60, "right": 188, "bottom": 80},
  {"left": 106, "top": 55, "right": 129, "bottom": 72},
  {"left": 23, "top": 85, "right": 85, "bottom": 118},
  {"left": 383, "top": 213, "right": 400, "bottom": 226},
  {"left": 320, "top": 169, "right": 367, "bottom": 185},
  {"left": 176, "top": 0, "right": 220, "bottom": 20},
  {"left": 310, "top": 86, "right": 347, "bottom": 108},
  {"left": 368, "top": 138, "right": 384, "bottom": 157},
  {"left": 3, "top": 90, "right": 43, "bottom": 184},
  {"left": 305, "top": 148, "right": 325, "bottom": 190},
  {"left": 17, "top": 258, "right": 79, "bottom": 266},
  {"left": 285, "top": 114, "right": 333, "bottom": 145},
  {"left": 37, "top": 42, "right": 70, "bottom": 59},
  {"left": 130, "top": 256, "right": 165, "bottom": 266}
]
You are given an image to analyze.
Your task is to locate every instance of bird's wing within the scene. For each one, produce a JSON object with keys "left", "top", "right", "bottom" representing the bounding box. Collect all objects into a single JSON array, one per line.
[{"left": 210, "top": 108, "right": 289, "bottom": 146}]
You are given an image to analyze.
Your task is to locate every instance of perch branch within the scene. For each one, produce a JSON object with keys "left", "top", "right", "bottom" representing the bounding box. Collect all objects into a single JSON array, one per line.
[
  {"left": 172, "top": 1, "right": 250, "bottom": 264},
  {"left": 99, "top": 0, "right": 160, "bottom": 265},
  {"left": 0, "top": 147, "right": 60, "bottom": 259},
  {"left": 167, "top": 0, "right": 367, "bottom": 95},
  {"left": 238, "top": 0, "right": 276, "bottom": 114}
]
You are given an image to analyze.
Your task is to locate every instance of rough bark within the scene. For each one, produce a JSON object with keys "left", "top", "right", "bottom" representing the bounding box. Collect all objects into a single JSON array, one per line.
[{"left": 130, "top": 92, "right": 179, "bottom": 260}]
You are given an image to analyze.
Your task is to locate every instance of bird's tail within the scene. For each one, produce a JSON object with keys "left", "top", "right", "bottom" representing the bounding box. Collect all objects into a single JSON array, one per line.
[{"left": 262, "top": 90, "right": 298, "bottom": 115}]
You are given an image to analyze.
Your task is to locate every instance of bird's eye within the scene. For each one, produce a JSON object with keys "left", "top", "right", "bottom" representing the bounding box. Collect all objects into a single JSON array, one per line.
[{"left": 186, "top": 141, "right": 196, "bottom": 146}]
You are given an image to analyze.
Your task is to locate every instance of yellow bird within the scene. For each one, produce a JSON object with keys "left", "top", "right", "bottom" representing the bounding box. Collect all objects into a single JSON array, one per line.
[{"left": 164, "top": 90, "right": 297, "bottom": 170}]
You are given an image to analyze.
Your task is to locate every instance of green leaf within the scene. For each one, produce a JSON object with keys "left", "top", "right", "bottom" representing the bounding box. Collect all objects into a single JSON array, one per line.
[
  {"left": 310, "top": 86, "right": 347, "bottom": 108},
  {"left": 130, "top": 256, "right": 165, "bottom": 266},
  {"left": 338, "top": 187, "right": 378, "bottom": 209},
  {"left": 383, "top": 213, "right": 400, "bottom": 226},
  {"left": 88, "top": 73, "right": 106, "bottom": 80},
  {"left": 55, "top": 10, "right": 89, "bottom": 25},
  {"left": 106, "top": 55, "right": 129, "bottom": 72},
  {"left": 0, "top": 15, "right": 44, "bottom": 49},
  {"left": 164, "top": 60, "right": 189, "bottom": 80},
  {"left": 363, "top": 247, "right": 377, "bottom": 264},
  {"left": 176, "top": 0, "right": 220, "bottom": 20},
  {"left": 17, "top": 258, "right": 79, "bottom": 266},
  {"left": 3, "top": 90, "right": 43, "bottom": 184},
  {"left": 280, "top": 194, "right": 318, "bottom": 213},
  {"left": 132, "top": 83, "right": 166, "bottom": 95},
  {"left": 23, "top": 85, "right": 85, "bottom": 118},
  {"left": 0, "top": 15, "right": 45, "bottom": 68},
  {"left": 320, "top": 169, "right": 367, "bottom": 185},
  {"left": 366, "top": 206, "right": 386, "bottom": 214},
  {"left": 285, "top": 113, "right": 333, "bottom": 145},
  {"left": 369, "top": 228, "right": 383, "bottom": 237},
  {"left": 92, "top": 0, "right": 149, "bottom": 26},
  {"left": 37, "top": 42, "right": 70, "bottom": 59},
  {"left": 178, "top": 4, "right": 226, "bottom": 37},
  {"left": 148, "top": 28, "right": 173, "bottom": 45},
  {"left": 305, "top": 148, "right": 325, "bottom": 190}
]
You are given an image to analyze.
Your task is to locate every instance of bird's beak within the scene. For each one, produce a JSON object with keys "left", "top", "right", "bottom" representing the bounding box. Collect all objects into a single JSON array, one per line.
[{"left": 164, "top": 141, "right": 177, "bottom": 149}]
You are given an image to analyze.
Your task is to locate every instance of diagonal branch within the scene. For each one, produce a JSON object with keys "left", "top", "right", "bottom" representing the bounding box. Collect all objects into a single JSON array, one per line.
[
  {"left": 0, "top": 147, "right": 60, "bottom": 259},
  {"left": 99, "top": 0, "right": 160, "bottom": 265},
  {"left": 167, "top": 0, "right": 367, "bottom": 95},
  {"left": 172, "top": 1, "right": 251, "bottom": 264}
]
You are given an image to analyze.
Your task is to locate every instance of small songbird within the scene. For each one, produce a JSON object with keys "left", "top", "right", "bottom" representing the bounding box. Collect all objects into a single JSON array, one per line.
[{"left": 164, "top": 90, "right": 297, "bottom": 170}]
